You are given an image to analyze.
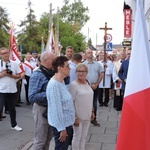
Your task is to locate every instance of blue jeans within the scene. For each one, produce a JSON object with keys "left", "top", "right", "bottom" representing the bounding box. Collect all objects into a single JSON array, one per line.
[{"left": 51, "top": 126, "right": 73, "bottom": 150}]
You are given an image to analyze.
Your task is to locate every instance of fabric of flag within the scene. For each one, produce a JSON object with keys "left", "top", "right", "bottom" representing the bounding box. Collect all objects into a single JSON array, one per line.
[
  {"left": 45, "top": 24, "right": 55, "bottom": 54},
  {"left": 41, "top": 41, "right": 45, "bottom": 54},
  {"left": 116, "top": 0, "right": 150, "bottom": 150},
  {"left": 9, "top": 29, "right": 24, "bottom": 73}
]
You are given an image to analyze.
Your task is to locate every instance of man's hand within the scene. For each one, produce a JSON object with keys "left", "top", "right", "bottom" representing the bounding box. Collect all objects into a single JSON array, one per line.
[
  {"left": 0, "top": 70, "right": 7, "bottom": 77},
  {"left": 91, "top": 84, "right": 97, "bottom": 90}
]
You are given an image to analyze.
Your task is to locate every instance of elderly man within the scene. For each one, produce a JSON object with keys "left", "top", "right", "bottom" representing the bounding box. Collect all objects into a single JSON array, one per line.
[
  {"left": 0, "top": 47, "right": 22, "bottom": 131},
  {"left": 83, "top": 49, "right": 104, "bottom": 127},
  {"left": 28, "top": 51, "right": 55, "bottom": 150}
]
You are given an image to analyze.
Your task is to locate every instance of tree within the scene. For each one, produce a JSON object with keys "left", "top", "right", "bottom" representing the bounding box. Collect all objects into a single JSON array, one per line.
[
  {"left": 17, "top": 0, "right": 40, "bottom": 53},
  {"left": 0, "top": 6, "right": 10, "bottom": 47},
  {"left": 59, "top": 0, "right": 89, "bottom": 30},
  {"left": 58, "top": 19, "right": 86, "bottom": 53}
]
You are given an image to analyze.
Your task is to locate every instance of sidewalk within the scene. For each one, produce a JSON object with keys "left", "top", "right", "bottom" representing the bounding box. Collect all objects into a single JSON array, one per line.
[{"left": 22, "top": 99, "right": 121, "bottom": 150}]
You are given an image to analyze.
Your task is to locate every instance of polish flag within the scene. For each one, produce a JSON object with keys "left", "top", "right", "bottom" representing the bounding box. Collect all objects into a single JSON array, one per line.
[
  {"left": 116, "top": 0, "right": 150, "bottom": 150},
  {"left": 9, "top": 29, "right": 24, "bottom": 73}
]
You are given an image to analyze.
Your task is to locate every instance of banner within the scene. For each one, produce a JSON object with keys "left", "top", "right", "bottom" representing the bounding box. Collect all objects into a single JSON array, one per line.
[
  {"left": 45, "top": 24, "right": 55, "bottom": 54},
  {"left": 9, "top": 29, "right": 24, "bottom": 73}
]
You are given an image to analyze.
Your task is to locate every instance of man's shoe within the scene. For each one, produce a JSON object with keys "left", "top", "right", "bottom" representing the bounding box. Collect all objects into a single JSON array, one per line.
[
  {"left": 2, "top": 116, "right": 6, "bottom": 118},
  {"left": 116, "top": 108, "right": 122, "bottom": 111},
  {"left": 91, "top": 120, "right": 100, "bottom": 127},
  {"left": 104, "top": 104, "right": 108, "bottom": 107},
  {"left": 11, "top": 125, "right": 22, "bottom": 131},
  {"left": 19, "top": 101, "right": 23, "bottom": 104},
  {"left": 99, "top": 104, "right": 103, "bottom": 107},
  {"left": 27, "top": 102, "right": 31, "bottom": 105},
  {"left": 15, "top": 104, "right": 22, "bottom": 107}
]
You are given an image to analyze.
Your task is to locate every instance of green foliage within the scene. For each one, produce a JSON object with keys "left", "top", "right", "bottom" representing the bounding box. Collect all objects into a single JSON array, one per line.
[
  {"left": 59, "top": 0, "right": 89, "bottom": 30},
  {"left": 17, "top": 1, "right": 41, "bottom": 54},
  {"left": 0, "top": 6, "right": 10, "bottom": 48},
  {"left": 0, "top": 0, "right": 89, "bottom": 54}
]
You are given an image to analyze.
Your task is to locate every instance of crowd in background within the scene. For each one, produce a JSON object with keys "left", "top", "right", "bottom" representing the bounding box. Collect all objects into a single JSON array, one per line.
[{"left": 0, "top": 46, "right": 131, "bottom": 150}]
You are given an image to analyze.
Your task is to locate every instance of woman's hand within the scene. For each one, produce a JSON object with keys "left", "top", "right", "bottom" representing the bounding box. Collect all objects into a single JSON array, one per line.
[
  {"left": 59, "top": 130, "right": 68, "bottom": 142},
  {"left": 74, "top": 118, "right": 79, "bottom": 126}
]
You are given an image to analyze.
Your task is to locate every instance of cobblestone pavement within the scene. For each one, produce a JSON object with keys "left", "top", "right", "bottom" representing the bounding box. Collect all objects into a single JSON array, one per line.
[{"left": 22, "top": 98, "right": 121, "bottom": 150}]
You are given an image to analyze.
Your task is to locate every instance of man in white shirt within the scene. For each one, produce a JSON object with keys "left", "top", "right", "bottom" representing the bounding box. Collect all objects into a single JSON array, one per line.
[
  {"left": 23, "top": 53, "right": 34, "bottom": 105},
  {"left": 30, "top": 51, "right": 38, "bottom": 68},
  {"left": 0, "top": 47, "right": 22, "bottom": 131}
]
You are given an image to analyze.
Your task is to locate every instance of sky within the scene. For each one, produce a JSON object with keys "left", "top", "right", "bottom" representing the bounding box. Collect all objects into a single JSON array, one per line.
[{"left": 0, "top": 0, "right": 125, "bottom": 46}]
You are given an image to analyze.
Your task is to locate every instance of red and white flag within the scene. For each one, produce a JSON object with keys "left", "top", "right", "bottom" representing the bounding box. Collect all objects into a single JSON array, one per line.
[
  {"left": 45, "top": 24, "right": 55, "bottom": 54},
  {"left": 9, "top": 29, "right": 24, "bottom": 73},
  {"left": 116, "top": 0, "right": 150, "bottom": 150}
]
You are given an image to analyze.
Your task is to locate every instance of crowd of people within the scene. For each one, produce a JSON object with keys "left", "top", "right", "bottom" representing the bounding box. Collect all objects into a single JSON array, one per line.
[{"left": 0, "top": 46, "right": 131, "bottom": 150}]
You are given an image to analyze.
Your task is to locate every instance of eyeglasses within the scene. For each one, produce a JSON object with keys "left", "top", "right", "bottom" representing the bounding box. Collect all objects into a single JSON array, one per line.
[{"left": 76, "top": 70, "right": 87, "bottom": 74}]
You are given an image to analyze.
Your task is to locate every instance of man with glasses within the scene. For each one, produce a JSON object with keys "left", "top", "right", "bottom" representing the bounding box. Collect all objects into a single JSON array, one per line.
[
  {"left": 83, "top": 49, "right": 104, "bottom": 127},
  {"left": 0, "top": 47, "right": 22, "bottom": 131}
]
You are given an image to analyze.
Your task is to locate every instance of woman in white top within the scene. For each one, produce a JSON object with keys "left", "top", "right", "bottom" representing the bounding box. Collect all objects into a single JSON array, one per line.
[{"left": 69, "top": 63, "right": 94, "bottom": 150}]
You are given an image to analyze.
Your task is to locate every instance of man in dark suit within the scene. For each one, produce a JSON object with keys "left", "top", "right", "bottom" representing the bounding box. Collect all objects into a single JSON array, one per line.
[{"left": 118, "top": 49, "right": 131, "bottom": 97}]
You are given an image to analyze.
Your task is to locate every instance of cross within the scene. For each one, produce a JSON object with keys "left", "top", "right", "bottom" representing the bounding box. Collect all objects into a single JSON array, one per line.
[{"left": 99, "top": 22, "right": 112, "bottom": 86}]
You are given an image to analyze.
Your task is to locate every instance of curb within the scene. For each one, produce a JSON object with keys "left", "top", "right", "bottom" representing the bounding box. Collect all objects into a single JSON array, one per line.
[{"left": 21, "top": 139, "right": 33, "bottom": 150}]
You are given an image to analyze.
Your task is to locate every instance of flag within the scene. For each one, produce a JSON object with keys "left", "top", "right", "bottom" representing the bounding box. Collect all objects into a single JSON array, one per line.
[
  {"left": 45, "top": 24, "right": 55, "bottom": 54},
  {"left": 9, "top": 29, "right": 24, "bottom": 73},
  {"left": 116, "top": 0, "right": 150, "bottom": 150},
  {"left": 41, "top": 37, "right": 45, "bottom": 53}
]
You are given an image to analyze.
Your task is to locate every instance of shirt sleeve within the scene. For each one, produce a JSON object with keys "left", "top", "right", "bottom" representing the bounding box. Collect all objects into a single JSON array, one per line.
[
  {"left": 46, "top": 81, "right": 66, "bottom": 132},
  {"left": 69, "top": 82, "right": 78, "bottom": 117},
  {"left": 28, "top": 72, "right": 47, "bottom": 105}
]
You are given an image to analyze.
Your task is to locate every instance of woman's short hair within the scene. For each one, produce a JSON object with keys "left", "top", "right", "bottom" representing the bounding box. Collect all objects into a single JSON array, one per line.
[
  {"left": 52, "top": 56, "right": 69, "bottom": 73},
  {"left": 76, "top": 63, "right": 88, "bottom": 73}
]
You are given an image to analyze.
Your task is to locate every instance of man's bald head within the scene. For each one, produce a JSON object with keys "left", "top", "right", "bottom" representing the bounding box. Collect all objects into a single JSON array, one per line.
[{"left": 41, "top": 51, "right": 55, "bottom": 69}]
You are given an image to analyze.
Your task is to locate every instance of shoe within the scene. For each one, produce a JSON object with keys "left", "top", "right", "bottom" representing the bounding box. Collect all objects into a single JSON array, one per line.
[
  {"left": 19, "top": 101, "right": 23, "bottom": 104},
  {"left": 15, "top": 104, "right": 22, "bottom": 107},
  {"left": 104, "top": 104, "right": 108, "bottom": 107},
  {"left": 11, "top": 125, "right": 22, "bottom": 131},
  {"left": 2, "top": 116, "right": 6, "bottom": 118},
  {"left": 0, "top": 118, "right": 2, "bottom": 121},
  {"left": 27, "top": 102, "right": 31, "bottom": 105},
  {"left": 5, "top": 111, "right": 9, "bottom": 114},
  {"left": 99, "top": 104, "right": 103, "bottom": 107},
  {"left": 116, "top": 108, "right": 122, "bottom": 111},
  {"left": 91, "top": 120, "right": 100, "bottom": 127}
]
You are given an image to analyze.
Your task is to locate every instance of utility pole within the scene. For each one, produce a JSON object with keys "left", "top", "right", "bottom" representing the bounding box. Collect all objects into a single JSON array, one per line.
[
  {"left": 49, "top": 3, "right": 53, "bottom": 32},
  {"left": 99, "top": 22, "right": 112, "bottom": 86},
  {"left": 55, "top": 7, "right": 59, "bottom": 56},
  {"left": 96, "top": 33, "right": 98, "bottom": 56}
]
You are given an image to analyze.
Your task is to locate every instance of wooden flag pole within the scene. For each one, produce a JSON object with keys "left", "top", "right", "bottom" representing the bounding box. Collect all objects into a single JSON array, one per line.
[{"left": 99, "top": 22, "right": 112, "bottom": 86}]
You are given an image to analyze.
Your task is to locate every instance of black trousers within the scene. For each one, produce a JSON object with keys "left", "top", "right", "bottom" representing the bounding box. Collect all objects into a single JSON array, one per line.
[
  {"left": 98, "top": 88, "right": 109, "bottom": 105},
  {"left": 0, "top": 92, "right": 17, "bottom": 127},
  {"left": 113, "top": 89, "right": 123, "bottom": 110}
]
